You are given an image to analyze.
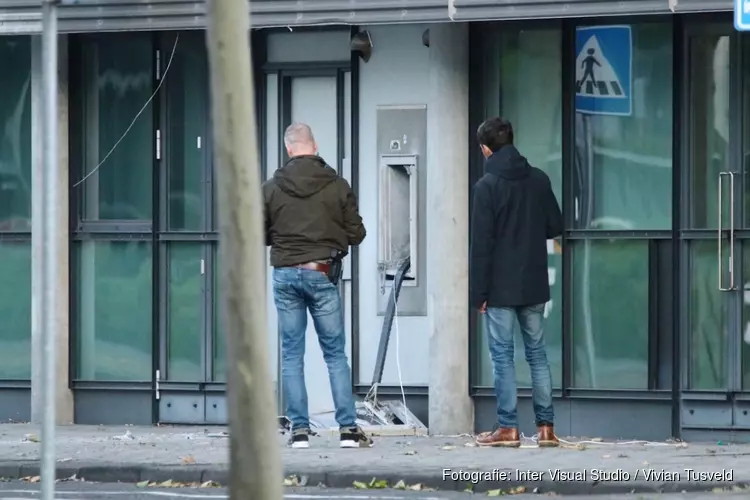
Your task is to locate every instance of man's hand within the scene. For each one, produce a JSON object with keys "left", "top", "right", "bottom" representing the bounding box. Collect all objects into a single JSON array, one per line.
[{"left": 479, "top": 301, "right": 487, "bottom": 314}]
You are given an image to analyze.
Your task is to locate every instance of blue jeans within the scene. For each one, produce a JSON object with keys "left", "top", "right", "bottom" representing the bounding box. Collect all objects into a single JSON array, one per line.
[
  {"left": 485, "top": 304, "right": 554, "bottom": 428},
  {"left": 273, "top": 267, "right": 357, "bottom": 432}
]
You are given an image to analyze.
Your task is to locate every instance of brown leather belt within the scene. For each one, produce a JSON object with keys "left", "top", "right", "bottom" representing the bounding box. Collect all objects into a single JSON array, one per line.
[{"left": 295, "top": 261, "right": 330, "bottom": 274}]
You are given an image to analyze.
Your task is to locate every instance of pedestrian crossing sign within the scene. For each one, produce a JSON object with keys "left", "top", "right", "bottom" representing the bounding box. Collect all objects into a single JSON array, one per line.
[
  {"left": 575, "top": 25, "right": 632, "bottom": 116},
  {"left": 735, "top": 0, "right": 750, "bottom": 31}
]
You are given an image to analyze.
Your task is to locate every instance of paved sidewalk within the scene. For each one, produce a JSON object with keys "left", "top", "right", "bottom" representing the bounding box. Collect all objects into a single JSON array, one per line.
[{"left": 0, "top": 424, "right": 748, "bottom": 494}]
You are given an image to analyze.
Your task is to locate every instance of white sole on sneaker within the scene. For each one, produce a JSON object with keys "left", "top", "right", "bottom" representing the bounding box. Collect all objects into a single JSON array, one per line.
[
  {"left": 291, "top": 441, "right": 310, "bottom": 449},
  {"left": 340, "top": 439, "right": 359, "bottom": 448}
]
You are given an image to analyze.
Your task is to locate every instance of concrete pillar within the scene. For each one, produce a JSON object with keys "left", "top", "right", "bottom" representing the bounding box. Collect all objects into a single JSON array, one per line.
[
  {"left": 426, "top": 23, "right": 474, "bottom": 435},
  {"left": 30, "top": 35, "right": 74, "bottom": 425}
]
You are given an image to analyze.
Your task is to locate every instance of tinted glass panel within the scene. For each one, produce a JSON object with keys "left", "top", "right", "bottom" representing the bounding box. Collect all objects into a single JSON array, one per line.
[
  {"left": 76, "top": 241, "right": 152, "bottom": 381},
  {"left": 571, "top": 240, "right": 648, "bottom": 388},
  {"left": 81, "top": 34, "right": 153, "bottom": 221},
  {"left": 213, "top": 249, "right": 226, "bottom": 382},
  {"left": 473, "top": 27, "right": 562, "bottom": 388},
  {"left": 166, "top": 33, "right": 208, "bottom": 231},
  {"left": 0, "top": 38, "right": 31, "bottom": 232},
  {"left": 573, "top": 23, "right": 673, "bottom": 230},
  {"left": 0, "top": 242, "right": 31, "bottom": 379},
  {"left": 167, "top": 244, "right": 203, "bottom": 381},
  {"left": 688, "top": 34, "right": 730, "bottom": 230}
]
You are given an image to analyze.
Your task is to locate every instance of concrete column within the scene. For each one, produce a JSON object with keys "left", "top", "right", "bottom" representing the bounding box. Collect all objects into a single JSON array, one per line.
[
  {"left": 426, "top": 22, "right": 474, "bottom": 435},
  {"left": 30, "top": 35, "right": 74, "bottom": 425}
]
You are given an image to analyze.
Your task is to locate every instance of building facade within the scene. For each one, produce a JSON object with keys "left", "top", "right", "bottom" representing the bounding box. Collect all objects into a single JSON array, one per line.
[{"left": 0, "top": 0, "right": 748, "bottom": 442}]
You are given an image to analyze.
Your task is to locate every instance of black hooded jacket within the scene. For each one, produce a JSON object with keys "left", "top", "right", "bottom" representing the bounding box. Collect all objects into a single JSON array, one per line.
[
  {"left": 469, "top": 145, "right": 563, "bottom": 308},
  {"left": 262, "top": 155, "right": 366, "bottom": 267}
]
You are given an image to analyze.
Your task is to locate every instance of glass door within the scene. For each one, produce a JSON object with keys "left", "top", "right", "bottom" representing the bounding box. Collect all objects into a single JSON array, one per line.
[
  {"left": 682, "top": 23, "right": 750, "bottom": 431},
  {"left": 156, "top": 32, "right": 225, "bottom": 424}
]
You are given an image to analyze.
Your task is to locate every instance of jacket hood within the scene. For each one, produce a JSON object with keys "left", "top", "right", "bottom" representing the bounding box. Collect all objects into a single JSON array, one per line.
[
  {"left": 274, "top": 155, "right": 338, "bottom": 198},
  {"left": 485, "top": 145, "right": 530, "bottom": 180}
]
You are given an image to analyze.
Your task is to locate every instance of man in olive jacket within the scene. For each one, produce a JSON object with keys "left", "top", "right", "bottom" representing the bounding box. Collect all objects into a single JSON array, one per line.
[{"left": 263, "top": 122, "right": 371, "bottom": 450}]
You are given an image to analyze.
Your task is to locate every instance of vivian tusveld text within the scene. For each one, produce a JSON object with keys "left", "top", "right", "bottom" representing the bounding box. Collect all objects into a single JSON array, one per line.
[{"left": 442, "top": 468, "right": 734, "bottom": 484}]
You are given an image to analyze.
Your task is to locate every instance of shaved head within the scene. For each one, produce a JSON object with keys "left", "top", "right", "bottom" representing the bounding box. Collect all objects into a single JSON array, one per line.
[{"left": 284, "top": 122, "right": 317, "bottom": 157}]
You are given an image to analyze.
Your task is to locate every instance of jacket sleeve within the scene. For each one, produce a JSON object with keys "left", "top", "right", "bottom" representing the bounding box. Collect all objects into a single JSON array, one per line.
[
  {"left": 340, "top": 179, "right": 366, "bottom": 246},
  {"left": 470, "top": 182, "right": 494, "bottom": 308},
  {"left": 545, "top": 180, "right": 563, "bottom": 239}
]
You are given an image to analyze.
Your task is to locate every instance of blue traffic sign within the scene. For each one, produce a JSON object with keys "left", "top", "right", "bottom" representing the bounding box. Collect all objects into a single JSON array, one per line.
[
  {"left": 736, "top": 0, "right": 750, "bottom": 31},
  {"left": 575, "top": 25, "right": 632, "bottom": 117}
]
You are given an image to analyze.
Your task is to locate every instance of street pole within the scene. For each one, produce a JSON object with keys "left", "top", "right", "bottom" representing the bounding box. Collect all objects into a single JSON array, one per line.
[
  {"left": 204, "top": 2, "right": 282, "bottom": 500},
  {"left": 40, "top": 1, "right": 59, "bottom": 499}
]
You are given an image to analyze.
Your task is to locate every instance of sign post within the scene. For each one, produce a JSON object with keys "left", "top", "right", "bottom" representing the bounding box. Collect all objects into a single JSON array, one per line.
[{"left": 736, "top": 0, "right": 750, "bottom": 31}]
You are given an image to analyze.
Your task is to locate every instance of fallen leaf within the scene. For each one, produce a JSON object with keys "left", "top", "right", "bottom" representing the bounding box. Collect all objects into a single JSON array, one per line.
[
  {"left": 181, "top": 455, "right": 196, "bottom": 465},
  {"left": 353, "top": 480, "right": 368, "bottom": 489},
  {"left": 465, "top": 442, "right": 476, "bottom": 447},
  {"left": 158, "top": 480, "right": 173, "bottom": 487},
  {"left": 298, "top": 475, "right": 309, "bottom": 487},
  {"left": 487, "top": 489, "right": 504, "bottom": 496},
  {"left": 393, "top": 480, "right": 406, "bottom": 490},
  {"left": 369, "top": 477, "right": 388, "bottom": 489},
  {"left": 464, "top": 483, "right": 474, "bottom": 492},
  {"left": 201, "top": 480, "right": 220, "bottom": 488},
  {"left": 405, "top": 450, "right": 417, "bottom": 455},
  {"left": 441, "top": 445, "right": 457, "bottom": 450},
  {"left": 509, "top": 486, "right": 526, "bottom": 494},
  {"left": 24, "top": 434, "right": 40, "bottom": 443},
  {"left": 590, "top": 437, "right": 603, "bottom": 442},
  {"left": 602, "top": 454, "right": 611, "bottom": 459},
  {"left": 136, "top": 480, "right": 149, "bottom": 488},
  {"left": 283, "top": 475, "right": 299, "bottom": 487},
  {"left": 407, "top": 483, "right": 424, "bottom": 491},
  {"left": 29, "top": 476, "right": 40, "bottom": 484}
]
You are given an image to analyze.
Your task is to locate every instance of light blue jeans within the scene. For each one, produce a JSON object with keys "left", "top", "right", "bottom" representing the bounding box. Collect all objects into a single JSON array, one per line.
[
  {"left": 485, "top": 304, "right": 554, "bottom": 428},
  {"left": 273, "top": 267, "right": 357, "bottom": 432}
]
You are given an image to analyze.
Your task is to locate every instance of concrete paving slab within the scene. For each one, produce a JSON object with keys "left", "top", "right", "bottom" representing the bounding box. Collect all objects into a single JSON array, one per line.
[{"left": 0, "top": 424, "right": 748, "bottom": 495}]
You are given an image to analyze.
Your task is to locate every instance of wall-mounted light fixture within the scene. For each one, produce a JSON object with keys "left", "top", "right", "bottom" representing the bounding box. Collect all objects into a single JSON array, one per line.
[
  {"left": 350, "top": 30, "right": 373, "bottom": 62},
  {"left": 422, "top": 29, "right": 430, "bottom": 48}
]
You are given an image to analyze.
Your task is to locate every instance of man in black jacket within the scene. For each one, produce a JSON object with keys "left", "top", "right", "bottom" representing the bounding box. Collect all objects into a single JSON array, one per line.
[
  {"left": 263, "top": 122, "right": 372, "bottom": 450},
  {"left": 470, "top": 117, "right": 563, "bottom": 448}
]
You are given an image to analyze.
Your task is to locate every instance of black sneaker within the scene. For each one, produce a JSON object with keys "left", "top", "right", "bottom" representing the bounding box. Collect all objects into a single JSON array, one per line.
[
  {"left": 288, "top": 428, "right": 310, "bottom": 449},
  {"left": 340, "top": 426, "right": 373, "bottom": 448}
]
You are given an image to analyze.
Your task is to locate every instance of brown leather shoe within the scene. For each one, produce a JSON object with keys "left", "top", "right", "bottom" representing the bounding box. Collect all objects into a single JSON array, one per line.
[
  {"left": 537, "top": 424, "right": 559, "bottom": 447},
  {"left": 475, "top": 427, "right": 520, "bottom": 448}
]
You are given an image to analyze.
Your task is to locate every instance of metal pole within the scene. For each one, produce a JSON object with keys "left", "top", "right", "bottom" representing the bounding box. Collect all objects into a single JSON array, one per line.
[{"left": 40, "top": 1, "right": 59, "bottom": 499}]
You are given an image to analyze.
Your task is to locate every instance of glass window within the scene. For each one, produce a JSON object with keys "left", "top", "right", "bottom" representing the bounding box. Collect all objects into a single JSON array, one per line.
[
  {"left": 75, "top": 240, "right": 152, "bottom": 381},
  {"left": 571, "top": 240, "right": 649, "bottom": 388},
  {"left": 573, "top": 23, "right": 673, "bottom": 230},
  {"left": 80, "top": 34, "right": 153, "bottom": 222},
  {"left": 166, "top": 33, "right": 208, "bottom": 231},
  {"left": 167, "top": 244, "right": 203, "bottom": 381},
  {"left": 0, "top": 242, "right": 31, "bottom": 379},
  {"left": 474, "top": 27, "right": 563, "bottom": 388},
  {"left": 0, "top": 38, "right": 31, "bottom": 232}
]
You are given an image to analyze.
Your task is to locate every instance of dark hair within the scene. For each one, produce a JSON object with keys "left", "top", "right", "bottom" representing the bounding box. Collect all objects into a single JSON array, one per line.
[{"left": 476, "top": 117, "right": 514, "bottom": 153}]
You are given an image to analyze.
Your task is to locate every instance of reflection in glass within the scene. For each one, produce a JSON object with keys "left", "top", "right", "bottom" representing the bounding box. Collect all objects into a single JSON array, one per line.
[
  {"left": 76, "top": 241, "right": 152, "bottom": 381},
  {"left": 474, "top": 27, "right": 562, "bottom": 387},
  {"left": 573, "top": 23, "right": 673, "bottom": 230},
  {"left": 0, "top": 242, "right": 31, "bottom": 379},
  {"left": 571, "top": 240, "right": 648, "bottom": 389},
  {"left": 689, "top": 241, "right": 726, "bottom": 389},
  {"left": 0, "top": 38, "right": 31, "bottom": 232},
  {"left": 167, "top": 33, "right": 208, "bottom": 231},
  {"left": 81, "top": 34, "right": 153, "bottom": 221},
  {"left": 213, "top": 249, "right": 226, "bottom": 382},
  {"left": 741, "top": 244, "right": 750, "bottom": 390},
  {"left": 689, "top": 34, "right": 730, "bottom": 229},
  {"left": 167, "top": 244, "right": 203, "bottom": 381}
]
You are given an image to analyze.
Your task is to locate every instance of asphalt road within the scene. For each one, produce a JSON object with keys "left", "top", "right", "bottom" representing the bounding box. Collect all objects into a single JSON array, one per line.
[{"left": 0, "top": 482, "right": 747, "bottom": 500}]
